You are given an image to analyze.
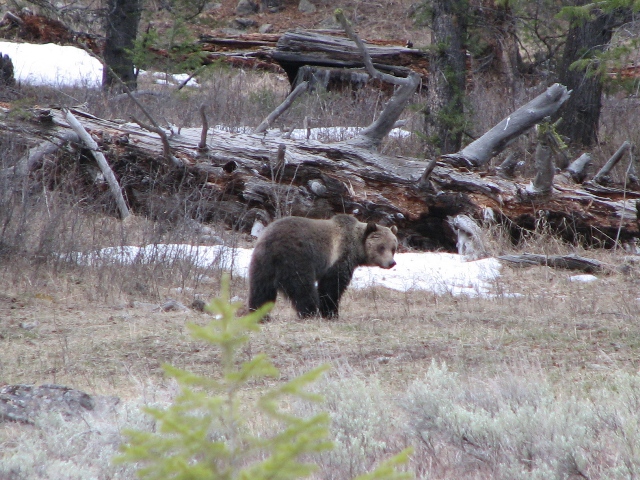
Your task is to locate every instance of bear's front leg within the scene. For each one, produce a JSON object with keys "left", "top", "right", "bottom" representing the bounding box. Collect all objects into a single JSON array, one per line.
[{"left": 318, "top": 266, "right": 352, "bottom": 318}]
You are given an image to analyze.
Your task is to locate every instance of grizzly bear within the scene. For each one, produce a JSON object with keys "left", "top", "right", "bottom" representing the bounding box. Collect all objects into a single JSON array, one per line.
[{"left": 248, "top": 214, "right": 398, "bottom": 318}]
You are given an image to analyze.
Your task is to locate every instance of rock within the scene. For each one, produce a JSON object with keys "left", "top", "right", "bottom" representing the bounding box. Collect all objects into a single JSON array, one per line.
[
  {"left": 298, "top": 0, "right": 317, "bottom": 14},
  {"left": 0, "top": 384, "right": 95, "bottom": 424},
  {"left": 233, "top": 17, "right": 258, "bottom": 29},
  {"left": 161, "top": 299, "right": 188, "bottom": 312},
  {"left": 191, "top": 298, "right": 207, "bottom": 312},
  {"left": 236, "top": 0, "right": 258, "bottom": 16},
  {"left": 259, "top": 23, "right": 274, "bottom": 34}
]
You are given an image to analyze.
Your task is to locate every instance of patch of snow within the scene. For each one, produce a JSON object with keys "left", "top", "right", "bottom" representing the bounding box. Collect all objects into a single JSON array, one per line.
[
  {"left": 352, "top": 252, "right": 501, "bottom": 297},
  {"left": 70, "top": 244, "right": 502, "bottom": 297},
  {"left": 568, "top": 274, "right": 598, "bottom": 283},
  {"left": 0, "top": 41, "right": 102, "bottom": 88},
  {"left": 287, "top": 126, "right": 411, "bottom": 142}
]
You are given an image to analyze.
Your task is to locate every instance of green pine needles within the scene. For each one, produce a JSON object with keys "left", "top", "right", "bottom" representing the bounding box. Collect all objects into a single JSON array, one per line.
[{"left": 115, "top": 275, "right": 412, "bottom": 480}]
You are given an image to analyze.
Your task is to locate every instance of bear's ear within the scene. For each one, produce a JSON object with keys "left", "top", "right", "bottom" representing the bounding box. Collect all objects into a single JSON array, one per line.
[
  {"left": 391, "top": 226, "right": 398, "bottom": 235},
  {"left": 365, "top": 222, "right": 378, "bottom": 236}
]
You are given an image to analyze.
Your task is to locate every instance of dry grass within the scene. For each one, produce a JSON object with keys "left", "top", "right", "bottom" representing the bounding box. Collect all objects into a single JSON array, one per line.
[
  {"left": 2, "top": 245, "right": 639, "bottom": 398},
  {"left": 2, "top": 239, "right": 640, "bottom": 478}
]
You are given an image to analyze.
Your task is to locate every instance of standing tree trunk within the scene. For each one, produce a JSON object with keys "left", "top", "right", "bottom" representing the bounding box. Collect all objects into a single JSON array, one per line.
[
  {"left": 424, "top": 0, "right": 468, "bottom": 156},
  {"left": 102, "top": 0, "right": 142, "bottom": 92},
  {"left": 556, "top": 3, "right": 615, "bottom": 147}
]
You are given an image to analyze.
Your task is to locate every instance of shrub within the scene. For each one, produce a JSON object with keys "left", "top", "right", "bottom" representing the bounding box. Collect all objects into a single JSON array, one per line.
[{"left": 404, "top": 361, "right": 640, "bottom": 479}]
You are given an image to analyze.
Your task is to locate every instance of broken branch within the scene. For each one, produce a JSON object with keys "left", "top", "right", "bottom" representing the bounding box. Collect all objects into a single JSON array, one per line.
[
  {"left": 63, "top": 109, "right": 130, "bottom": 220},
  {"left": 254, "top": 81, "right": 309, "bottom": 134},
  {"left": 593, "top": 141, "right": 632, "bottom": 184}
]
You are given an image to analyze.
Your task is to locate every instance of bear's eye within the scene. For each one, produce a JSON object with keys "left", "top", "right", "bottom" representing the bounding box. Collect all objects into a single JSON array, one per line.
[
  {"left": 378, "top": 245, "right": 385, "bottom": 254},
  {"left": 392, "top": 248, "right": 396, "bottom": 255}
]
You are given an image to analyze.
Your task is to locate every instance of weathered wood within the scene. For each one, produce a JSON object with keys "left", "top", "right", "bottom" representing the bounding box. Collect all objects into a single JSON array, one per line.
[
  {"left": 566, "top": 153, "right": 592, "bottom": 183},
  {"left": 526, "top": 126, "right": 555, "bottom": 197},
  {"left": 335, "top": 10, "right": 415, "bottom": 88},
  {"left": 198, "top": 105, "right": 209, "bottom": 151},
  {"left": 496, "top": 152, "right": 520, "bottom": 179},
  {"left": 448, "top": 214, "right": 488, "bottom": 260},
  {"left": 593, "top": 141, "right": 632, "bottom": 184},
  {"left": 3, "top": 131, "right": 79, "bottom": 178},
  {"left": 498, "top": 253, "right": 605, "bottom": 273},
  {"left": 1, "top": 102, "right": 640, "bottom": 249},
  {"left": 64, "top": 109, "right": 130, "bottom": 220},
  {"left": 442, "top": 84, "right": 571, "bottom": 168},
  {"left": 198, "top": 30, "right": 428, "bottom": 88}
]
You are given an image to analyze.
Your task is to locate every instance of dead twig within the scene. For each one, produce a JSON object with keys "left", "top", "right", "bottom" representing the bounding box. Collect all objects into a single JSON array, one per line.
[
  {"left": 79, "top": 42, "right": 180, "bottom": 167},
  {"left": 334, "top": 9, "right": 413, "bottom": 87},
  {"left": 593, "top": 141, "right": 632, "bottom": 184}
]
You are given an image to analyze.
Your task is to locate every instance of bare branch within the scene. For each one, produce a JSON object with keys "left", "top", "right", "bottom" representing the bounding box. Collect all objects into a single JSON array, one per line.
[
  {"left": 417, "top": 157, "right": 437, "bottom": 190},
  {"left": 78, "top": 43, "right": 166, "bottom": 139},
  {"left": 334, "top": 9, "right": 414, "bottom": 87},
  {"left": 177, "top": 65, "right": 207, "bottom": 91},
  {"left": 63, "top": 109, "right": 130, "bottom": 220},
  {"left": 198, "top": 104, "right": 209, "bottom": 152},
  {"left": 254, "top": 81, "right": 309, "bottom": 134},
  {"left": 593, "top": 141, "right": 632, "bottom": 184},
  {"left": 347, "top": 73, "right": 420, "bottom": 149},
  {"left": 443, "top": 83, "right": 571, "bottom": 168},
  {"left": 130, "top": 115, "right": 183, "bottom": 168}
]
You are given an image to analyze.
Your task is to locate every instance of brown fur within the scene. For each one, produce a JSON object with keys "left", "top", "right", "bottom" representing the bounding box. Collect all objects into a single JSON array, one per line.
[{"left": 248, "top": 214, "right": 398, "bottom": 318}]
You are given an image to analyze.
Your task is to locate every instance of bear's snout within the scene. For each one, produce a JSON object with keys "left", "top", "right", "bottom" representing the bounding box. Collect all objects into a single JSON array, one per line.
[{"left": 383, "top": 259, "right": 396, "bottom": 269}]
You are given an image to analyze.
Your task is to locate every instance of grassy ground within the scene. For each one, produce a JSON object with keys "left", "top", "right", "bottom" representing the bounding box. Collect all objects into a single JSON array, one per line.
[
  {"left": 2, "top": 246, "right": 638, "bottom": 398},
  {"left": 2, "top": 242, "right": 640, "bottom": 478}
]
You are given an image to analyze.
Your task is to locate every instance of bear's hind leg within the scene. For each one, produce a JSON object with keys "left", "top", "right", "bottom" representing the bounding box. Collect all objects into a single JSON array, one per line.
[
  {"left": 248, "top": 275, "right": 278, "bottom": 313},
  {"left": 279, "top": 273, "right": 320, "bottom": 318}
]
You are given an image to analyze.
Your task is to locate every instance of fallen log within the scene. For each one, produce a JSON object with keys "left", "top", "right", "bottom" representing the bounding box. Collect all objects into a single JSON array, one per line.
[
  {"left": 199, "top": 29, "right": 429, "bottom": 89},
  {"left": 1, "top": 101, "right": 639, "bottom": 250},
  {"left": 498, "top": 253, "right": 606, "bottom": 273},
  {"left": 442, "top": 84, "right": 571, "bottom": 168}
]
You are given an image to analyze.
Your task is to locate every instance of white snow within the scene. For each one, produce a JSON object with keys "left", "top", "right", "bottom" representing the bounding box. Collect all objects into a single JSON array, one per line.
[
  {"left": 0, "top": 41, "right": 103, "bottom": 88},
  {"left": 568, "top": 274, "right": 598, "bottom": 283},
  {"left": 70, "top": 244, "right": 502, "bottom": 297},
  {"left": 286, "top": 126, "right": 411, "bottom": 141}
]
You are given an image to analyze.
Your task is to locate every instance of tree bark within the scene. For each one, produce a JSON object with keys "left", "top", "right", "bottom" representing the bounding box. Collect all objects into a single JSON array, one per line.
[
  {"left": 102, "top": 0, "right": 142, "bottom": 92},
  {"left": 556, "top": 3, "right": 616, "bottom": 147},
  {"left": 424, "top": 0, "right": 467, "bottom": 155}
]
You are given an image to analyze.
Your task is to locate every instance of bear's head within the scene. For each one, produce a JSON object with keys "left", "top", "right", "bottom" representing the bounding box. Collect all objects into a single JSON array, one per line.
[{"left": 363, "top": 223, "right": 398, "bottom": 269}]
